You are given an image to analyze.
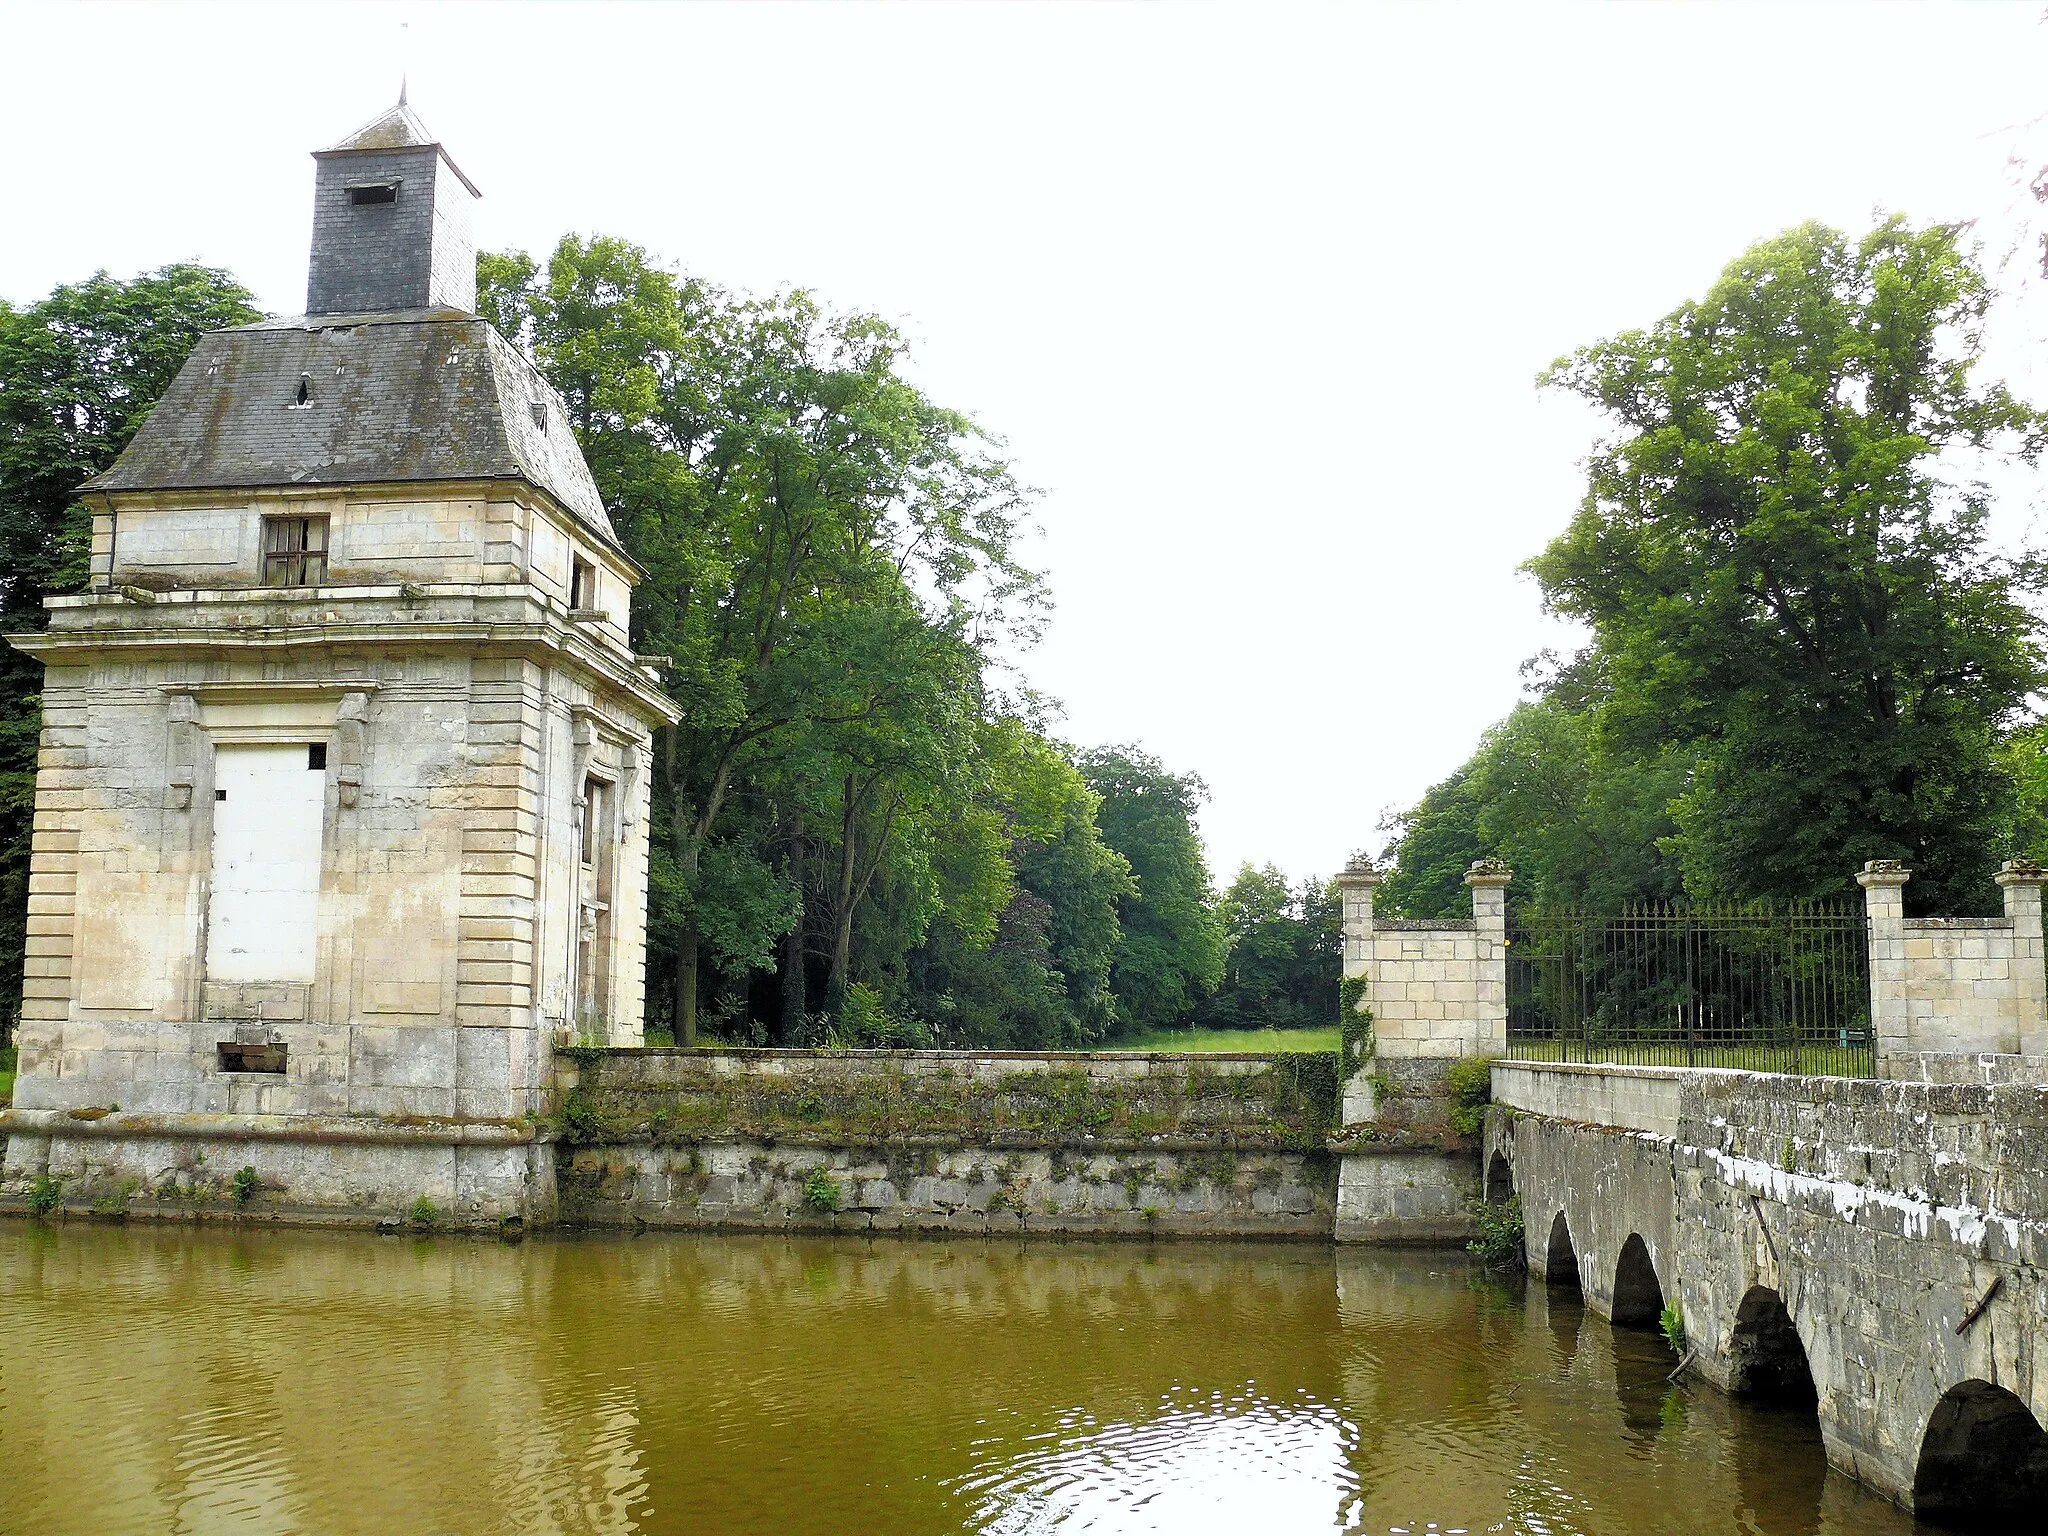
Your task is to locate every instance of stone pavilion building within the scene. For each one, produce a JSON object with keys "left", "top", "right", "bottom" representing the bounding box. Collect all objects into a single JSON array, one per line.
[{"left": 0, "top": 97, "right": 675, "bottom": 1225}]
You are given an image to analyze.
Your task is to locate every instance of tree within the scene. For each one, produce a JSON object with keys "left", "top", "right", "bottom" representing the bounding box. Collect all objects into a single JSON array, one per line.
[
  {"left": 893, "top": 722, "right": 1134, "bottom": 1048},
  {"left": 1078, "top": 746, "right": 1225, "bottom": 1030},
  {"left": 1199, "top": 864, "right": 1340, "bottom": 1031},
  {"left": 1376, "top": 768, "right": 1487, "bottom": 920},
  {"left": 1377, "top": 693, "right": 1687, "bottom": 917},
  {"left": 1532, "top": 218, "right": 2048, "bottom": 912},
  {"left": 482, "top": 238, "right": 1044, "bottom": 1041},
  {"left": 0, "top": 267, "right": 260, "bottom": 1042}
]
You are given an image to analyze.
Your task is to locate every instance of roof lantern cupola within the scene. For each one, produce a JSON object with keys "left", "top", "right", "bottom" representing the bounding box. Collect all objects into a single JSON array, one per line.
[{"left": 305, "top": 93, "right": 481, "bottom": 316}]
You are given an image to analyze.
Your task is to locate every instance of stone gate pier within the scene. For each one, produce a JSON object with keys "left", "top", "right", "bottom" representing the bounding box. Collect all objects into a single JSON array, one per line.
[
  {"left": 1489, "top": 1058, "right": 2048, "bottom": 1520},
  {"left": 1326, "top": 856, "right": 1510, "bottom": 1242}
]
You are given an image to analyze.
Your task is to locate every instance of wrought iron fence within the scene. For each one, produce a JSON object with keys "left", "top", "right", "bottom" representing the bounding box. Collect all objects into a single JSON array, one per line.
[{"left": 1505, "top": 902, "right": 1872, "bottom": 1076}]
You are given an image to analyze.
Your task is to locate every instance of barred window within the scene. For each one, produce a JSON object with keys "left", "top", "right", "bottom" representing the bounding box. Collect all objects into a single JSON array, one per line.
[{"left": 262, "top": 516, "right": 328, "bottom": 587}]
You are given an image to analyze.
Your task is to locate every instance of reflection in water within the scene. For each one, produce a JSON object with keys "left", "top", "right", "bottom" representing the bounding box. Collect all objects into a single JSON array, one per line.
[{"left": 0, "top": 1225, "right": 1918, "bottom": 1535}]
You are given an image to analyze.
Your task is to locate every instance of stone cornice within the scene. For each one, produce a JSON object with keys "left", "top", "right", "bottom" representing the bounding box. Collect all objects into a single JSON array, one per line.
[{"left": 8, "top": 615, "right": 678, "bottom": 727}]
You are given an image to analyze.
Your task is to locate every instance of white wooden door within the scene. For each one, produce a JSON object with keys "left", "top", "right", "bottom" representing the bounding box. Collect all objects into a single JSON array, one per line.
[{"left": 206, "top": 743, "right": 325, "bottom": 983}]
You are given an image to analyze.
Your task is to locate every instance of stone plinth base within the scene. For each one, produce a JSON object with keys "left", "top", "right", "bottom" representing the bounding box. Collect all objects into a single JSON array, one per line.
[
  {"left": 1333, "top": 1147, "right": 1478, "bottom": 1244},
  {"left": 0, "top": 1109, "right": 554, "bottom": 1230}
]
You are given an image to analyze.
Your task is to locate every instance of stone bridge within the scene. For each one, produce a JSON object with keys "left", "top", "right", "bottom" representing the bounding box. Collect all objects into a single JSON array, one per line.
[{"left": 1488, "top": 1057, "right": 2048, "bottom": 1523}]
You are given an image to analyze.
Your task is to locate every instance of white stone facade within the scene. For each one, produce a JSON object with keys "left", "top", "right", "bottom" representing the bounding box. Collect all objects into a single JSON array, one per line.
[{"left": 8, "top": 480, "right": 670, "bottom": 1131}]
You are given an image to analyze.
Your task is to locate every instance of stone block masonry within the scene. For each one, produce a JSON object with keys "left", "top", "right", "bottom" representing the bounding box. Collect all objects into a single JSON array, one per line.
[
  {"left": 1491, "top": 1058, "right": 2048, "bottom": 1516},
  {"left": 1335, "top": 857, "right": 1507, "bottom": 1068},
  {"left": 550, "top": 1048, "right": 1340, "bottom": 1237},
  {"left": 1860, "top": 858, "right": 2048, "bottom": 1061},
  {"left": 1326, "top": 856, "right": 1505, "bottom": 1242}
]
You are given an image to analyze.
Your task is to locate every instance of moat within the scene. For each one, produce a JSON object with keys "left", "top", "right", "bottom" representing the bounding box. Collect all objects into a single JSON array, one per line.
[{"left": 0, "top": 1225, "right": 1930, "bottom": 1535}]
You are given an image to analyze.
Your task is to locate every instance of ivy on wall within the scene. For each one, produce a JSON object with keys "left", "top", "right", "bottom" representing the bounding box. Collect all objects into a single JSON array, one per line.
[{"left": 1338, "top": 975, "right": 1373, "bottom": 1083}]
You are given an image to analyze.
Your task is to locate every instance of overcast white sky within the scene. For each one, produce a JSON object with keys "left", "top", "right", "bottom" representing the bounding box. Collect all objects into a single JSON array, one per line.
[{"left": 7, "top": 1, "right": 2048, "bottom": 886}]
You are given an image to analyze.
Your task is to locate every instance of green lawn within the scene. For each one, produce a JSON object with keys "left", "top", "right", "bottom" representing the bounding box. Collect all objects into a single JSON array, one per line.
[
  {"left": 1100, "top": 1026, "right": 1339, "bottom": 1055},
  {"left": 0, "top": 1044, "right": 14, "bottom": 1104}
]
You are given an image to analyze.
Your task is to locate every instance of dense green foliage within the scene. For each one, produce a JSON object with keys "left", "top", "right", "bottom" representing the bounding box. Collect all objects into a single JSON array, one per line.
[
  {"left": 1385, "top": 220, "right": 2048, "bottom": 916},
  {"left": 1197, "top": 864, "right": 1340, "bottom": 1031},
  {"left": 1469, "top": 1195, "right": 1525, "bottom": 1271},
  {"left": 1076, "top": 747, "right": 1227, "bottom": 1032},
  {"left": 481, "top": 241, "right": 1305, "bottom": 1046},
  {"left": 0, "top": 267, "right": 261, "bottom": 1044},
  {"left": 1444, "top": 1054, "right": 1495, "bottom": 1137}
]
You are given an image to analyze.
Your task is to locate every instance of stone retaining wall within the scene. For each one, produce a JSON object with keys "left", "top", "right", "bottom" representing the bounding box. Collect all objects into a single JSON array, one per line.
[{"left": 551, "top": 1048, "right": 1340, "bottom": 1237}]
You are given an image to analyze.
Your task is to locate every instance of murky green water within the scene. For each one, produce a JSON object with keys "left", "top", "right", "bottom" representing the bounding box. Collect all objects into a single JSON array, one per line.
[{"left": 0, "top": 1224, "right": 1922, "bottom": 1535}]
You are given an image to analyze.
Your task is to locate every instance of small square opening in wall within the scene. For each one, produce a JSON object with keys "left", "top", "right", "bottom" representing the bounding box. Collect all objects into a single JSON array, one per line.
[
  {"left": 217, "top": 1042, "right": 287, "bottom": 1074},
  {"left": 262, "top": 514, "right": 328, "bottom": 586},
  {"left": 307, "top": 742, "right": 326, "bottom": 771},
  {"left": 570, "top": 555, "right": 597, "bottom": 611},
  {"left": 347, "top": 182, "right": 398, "bottom": 206}
]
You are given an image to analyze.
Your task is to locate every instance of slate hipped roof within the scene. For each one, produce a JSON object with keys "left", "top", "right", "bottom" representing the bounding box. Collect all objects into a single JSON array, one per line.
[
  {"left": 318, "top": 98, "right": 481, "bottom": 196},
  {"left": 83, "top": 313, "right": 616, "bottom": 541}
]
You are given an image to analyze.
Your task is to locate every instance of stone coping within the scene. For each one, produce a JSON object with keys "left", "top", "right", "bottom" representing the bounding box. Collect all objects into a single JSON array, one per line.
[
  {"left": 589, "top": 1047, "right": 1306, "bottom": 1064},
  {"left": 1880, "top": 1051, "right": 2048, "bottom": 1085},
  {"left": 1492, "top": 1060, "right": 1749, "bottom": 1085},
  {"left": 0, "top": 1108, "right": 536, "bottom": 1147},
  {"left": 1900, "top": 916, "right": 2015, "bottom": 930}
]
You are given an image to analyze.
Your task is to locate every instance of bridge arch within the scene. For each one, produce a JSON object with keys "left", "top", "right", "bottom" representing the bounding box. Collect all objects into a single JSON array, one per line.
[
  {"left": 1727, "top": 1286, "right": 1815, "bottom": 1406},
  {"left": 1545, "top": 1210, "right": 1580, "bottom": 1293},
  {"left": 1484, "top": 1151, "right": 1512, "bottom": 1206},
  {"left": 1609, "top": 1233, "right": 1664, "bottom": 1327},
  {"left": 1912, "top": 1378, "right": 2048, "bottom": 1524}
]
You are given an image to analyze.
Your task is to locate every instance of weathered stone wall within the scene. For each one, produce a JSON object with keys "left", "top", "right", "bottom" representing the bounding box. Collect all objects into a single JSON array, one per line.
[
  {"left": 0, "top": 1109, "right": 550, "bottom": 1229},
  {"left": 7, "top": 623, "right": 653, "bottom": 1124},
  {"left": 1491, "top": 1059, "right": 2048, "bottom": 1513},
  {"left": 551, "top": 1048, "right": 1339, "bottom": 1237}
]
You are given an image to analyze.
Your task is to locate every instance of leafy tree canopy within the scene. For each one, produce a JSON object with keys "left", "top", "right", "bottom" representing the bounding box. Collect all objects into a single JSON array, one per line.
[
  {"left": 1390, "top": 219, "right": 2048, "bottom": 918},
  {"left": 1198, "top": 864, "right": 1340, "bottom": 1031},
  {"left": 1078, "top": 745, "right": 1226, "bottom": 1029}
]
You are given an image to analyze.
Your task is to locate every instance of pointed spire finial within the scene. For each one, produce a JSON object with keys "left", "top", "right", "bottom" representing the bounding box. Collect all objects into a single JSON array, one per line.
[{"left": 399, "top": 74, "right": 408, "bottom": 108}]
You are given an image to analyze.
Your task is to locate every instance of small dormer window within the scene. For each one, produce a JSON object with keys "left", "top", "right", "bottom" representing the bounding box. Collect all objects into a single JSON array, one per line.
[
  {"left": 347, "top": 181, "right": 398, "bottom": 206},
  {"left": 530, "top": 401, "right": 547, "bottom": 434},
  {"left": 263, "top": 515, "right": 329, "bottom": 587},
  {"left": 291, "top": 374, "right": 311, "bottom": 409}
]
